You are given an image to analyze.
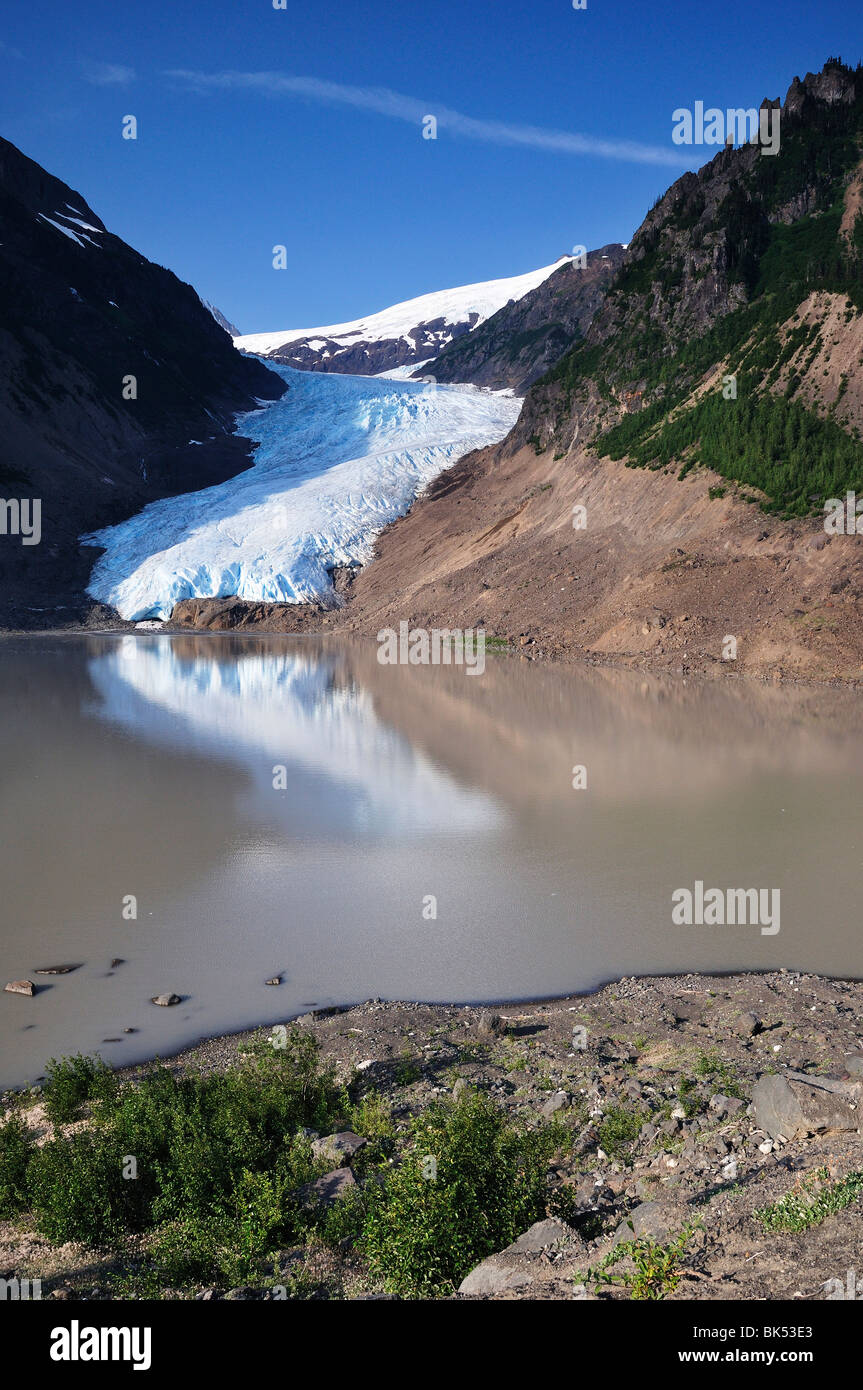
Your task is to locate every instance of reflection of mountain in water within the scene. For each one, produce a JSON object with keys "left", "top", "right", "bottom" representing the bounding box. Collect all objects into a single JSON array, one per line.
[{"left": 87, "top": 638, "right": 505, "bottom": 841}]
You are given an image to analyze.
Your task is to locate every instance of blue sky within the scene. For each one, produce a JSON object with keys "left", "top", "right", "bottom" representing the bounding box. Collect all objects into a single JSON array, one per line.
[{"left": 0, "top": 0, "right": 859, "bottom": 332}]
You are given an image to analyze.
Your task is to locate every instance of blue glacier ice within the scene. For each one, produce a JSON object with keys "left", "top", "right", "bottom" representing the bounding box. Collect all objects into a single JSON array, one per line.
[{"left": 83, "top": 365, "right": 522, "bottom": 621}]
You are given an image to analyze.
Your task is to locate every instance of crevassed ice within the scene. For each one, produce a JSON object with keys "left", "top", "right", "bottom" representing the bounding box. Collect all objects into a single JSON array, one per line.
[{"left": 83, "top": 365, "right": 521, "bottom": 621}]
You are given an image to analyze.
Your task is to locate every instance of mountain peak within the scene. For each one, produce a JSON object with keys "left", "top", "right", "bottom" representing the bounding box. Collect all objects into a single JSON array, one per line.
[
  {"left": 784, "top": 58, "right": 858, "bottom": 114},
  {"left": 234, "top": 259, "right": 571, "bottom": 375}
]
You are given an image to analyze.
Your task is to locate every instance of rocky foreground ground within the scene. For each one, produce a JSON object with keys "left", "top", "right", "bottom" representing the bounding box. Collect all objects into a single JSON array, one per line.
[{"left": 5, "top": 969, "right": 863, "bottom": 1300}]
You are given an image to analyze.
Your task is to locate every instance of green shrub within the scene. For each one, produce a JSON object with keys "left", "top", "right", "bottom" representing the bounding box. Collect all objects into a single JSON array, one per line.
[
  {"left": 756, "top": 1167, "right": 863, "bottom": 1233},
  {"left": 28, "top": 1132, "right": 139, "bottom": 1243},
  {"left": 27, "top": 1031, "right": 346, "bottom": 1248},
  {"left": 232, "top": 1168, "right": 295, "bottom": 1279},
  {"left": 362, "top": 1092, "right": 564, "bottom": 1297},
  {"left": 0, "top": 1113, "right": 35, "bottom": 1218},
  {"left": 693, "top": 1050, "right": 743, "bottom": 1098},
  {"left": 43, "top": 1053, "right": 117, "bottom": 1124},
  {"left": 597, "top": 1105, "right": 644, "bottom": 1161},
  {"left": 347, "top": 1091, "right": 396, "bottom": 1171},
  {"left": 588, "top": 1225, "right": 698, "bottom": 1300},
  {"left": 144, "top": 1213, "right": 235, "bottom": 1288},
  {"left": 316, "top": 1181, "right": 370, "bottom": 1248}
]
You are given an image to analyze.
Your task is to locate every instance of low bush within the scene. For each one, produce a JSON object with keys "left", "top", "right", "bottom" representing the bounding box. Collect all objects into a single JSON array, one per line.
[
  {"left": 0, "top": 1113, "right": 35, "bottom": 1218},
  {"left": 43, "top": 1053, "right": 117, "bottom": 1124},
  {"left": 362, "top": 1091, "right": 566, "bottom": 1297}
]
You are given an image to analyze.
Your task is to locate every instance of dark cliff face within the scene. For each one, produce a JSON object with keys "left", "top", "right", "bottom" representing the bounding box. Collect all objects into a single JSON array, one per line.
[
  {"left": 0, "top": 135, "right": 286, "bottom": 626},
  {"left": 514, "top": 59, "right": 863, "bottom": 516},
  {"left": 200, "top": 299, "right": 242, "bottom": 338},
  {"left": 425, "top": 246, "right": 625, "bottom": 392}
]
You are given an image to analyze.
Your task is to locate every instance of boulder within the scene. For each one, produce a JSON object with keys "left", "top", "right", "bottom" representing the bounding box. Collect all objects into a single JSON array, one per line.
[
  {"left": 614, "top": 1201, "right": 690, "bottom": 1245},
  {"left": 457, "top": 1218, "right": 582, "bottom": 1296},
  {"left": 4, "top": 980, "right": 34, "bottom": 996},
  {"left": 458, "top": 1264, "right": 534, "bottom": 1296},
  {"left": 541, "top": 1090, "right": 570, "bottom": 1119},
  {"left": 311, "top": 1131, "right": 368, "bottom": 1167},
  {"left": 753, "top": 1071, "right": 863, "bottom": 1141},
  {"left": 735, "top": 1011, "right": 762, "bottom": 1037},
  {"left": 297, "top": 1168, "right": 356, "bottom": 1209},
  {"left": 477, "top": 1012, "right": 506, "bottom": 1037},
  {"left": 150, "top": 993, "right": 181, "bottom": 1007},
  {"left": 505, "top": 1218, "right": 572, "bottom": 1254},
  {"left": 709, "top": 1093, "right": 745, "bottom": 1118}
]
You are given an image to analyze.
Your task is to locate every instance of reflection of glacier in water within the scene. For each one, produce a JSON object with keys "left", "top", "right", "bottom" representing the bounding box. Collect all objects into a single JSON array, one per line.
[{"left": 87, "top": 638, "right": 505, "bottom": 841}]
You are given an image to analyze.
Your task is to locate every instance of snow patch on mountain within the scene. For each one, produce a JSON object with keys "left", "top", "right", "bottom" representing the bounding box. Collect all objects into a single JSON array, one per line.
[
  {"left": 83, "top": 365, "right": 521, "bottom": 621},
  {"left": 233, "top": 258, "right": 570, "bottom": 369},
  {"left": 37, "top": 213, "right": 99, "bottom": 248}
]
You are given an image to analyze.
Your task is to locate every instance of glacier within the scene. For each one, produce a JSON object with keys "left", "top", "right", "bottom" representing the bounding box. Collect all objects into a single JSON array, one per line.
[{"left": 83, "top": 365, "right": 521, "bottom": 621}]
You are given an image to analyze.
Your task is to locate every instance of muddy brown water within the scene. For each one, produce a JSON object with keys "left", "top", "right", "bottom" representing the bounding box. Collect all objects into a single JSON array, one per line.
[{"left": 1, "top": 633, "right": 861, "bottom": 1088}]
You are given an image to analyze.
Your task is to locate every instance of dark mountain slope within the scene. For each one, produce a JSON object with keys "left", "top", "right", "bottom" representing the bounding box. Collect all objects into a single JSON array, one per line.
[
  {"left": 0, "top": 135, "right": 285, "bottom": 626},
  {"left": 199, "top": 299, "right": 242, "bottom": 337},
  {"left": 424, "top": 245, "right": 625, "bottom": 392}
]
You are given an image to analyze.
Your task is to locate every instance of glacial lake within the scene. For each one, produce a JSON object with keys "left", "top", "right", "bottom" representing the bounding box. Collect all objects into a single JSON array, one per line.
[{"left": 2, "top": 633, "right": 863, "bottom": 1088}]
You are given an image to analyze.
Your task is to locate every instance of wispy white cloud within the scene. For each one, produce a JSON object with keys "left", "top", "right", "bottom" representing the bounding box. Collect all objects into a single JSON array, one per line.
[
  {"left": 164, "top": 69, "right": 687, "bottom": 168},
  {"left": 84, "top": 61, "right": 136, "bottom": 86}
]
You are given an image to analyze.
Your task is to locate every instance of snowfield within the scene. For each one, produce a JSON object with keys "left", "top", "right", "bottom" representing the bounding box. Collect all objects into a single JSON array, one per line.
[
  {"left": 83, "top": 365, "right": 521, "bottom": 621},
  {"left": 233, "top": 259, "right": 569, "bottom": 358}
]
